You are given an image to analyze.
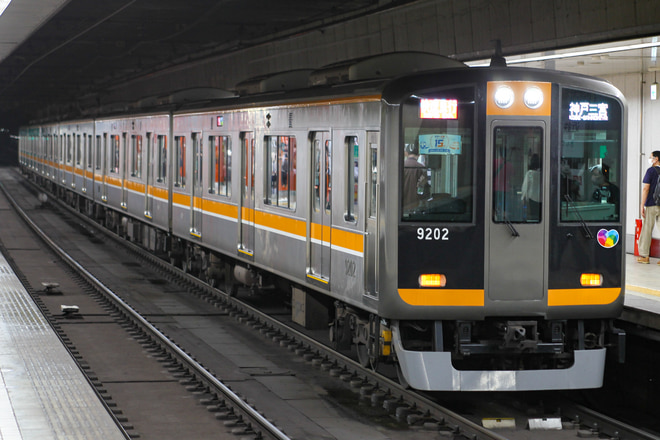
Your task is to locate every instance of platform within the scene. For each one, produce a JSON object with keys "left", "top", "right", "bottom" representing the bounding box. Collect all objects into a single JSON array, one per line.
[
  {"left": 622, "top": 252, "right": 660, "bottom": 331},
  {"left": 0, "top": 252, "right": 127, "bottom": 440}
]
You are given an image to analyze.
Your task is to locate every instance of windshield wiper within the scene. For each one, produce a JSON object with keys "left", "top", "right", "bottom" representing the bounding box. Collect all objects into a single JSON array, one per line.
[
  {"left": 564, "top": 194, "right": 594, "bottom": 239},
  {"left": 503, "top": 216, "right": 520, "bottom": 237}
]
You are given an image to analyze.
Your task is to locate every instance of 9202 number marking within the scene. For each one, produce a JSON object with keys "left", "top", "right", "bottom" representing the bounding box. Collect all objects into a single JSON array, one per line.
[{"left": 417, "top": 227, "right": 449, "bottom": 241}]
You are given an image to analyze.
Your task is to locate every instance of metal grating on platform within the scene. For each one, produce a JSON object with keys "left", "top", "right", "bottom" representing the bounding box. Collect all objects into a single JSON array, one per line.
[{"left": 0, "top": 252, "right": 125, "bottom": 440}]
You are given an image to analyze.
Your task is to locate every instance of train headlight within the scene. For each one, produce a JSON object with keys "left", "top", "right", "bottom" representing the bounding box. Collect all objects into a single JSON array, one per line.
[
  {"left": 523, "top": 86, "right": 544, "bottom": 109},
  {"left": 494, "top": 85, "right": 514, "bottom": 109},
  {"left": 419, "top": 274, "right": 447, "bottom": 288},
  {"left": 580, "top": 273, "right": 603, "bottom": 287}
]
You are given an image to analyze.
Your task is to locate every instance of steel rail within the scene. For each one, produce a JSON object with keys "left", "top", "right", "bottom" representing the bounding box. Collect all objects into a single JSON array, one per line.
[
  {"left": 15, "top": 174, "right": 512, "bottom": 440},
  {"left": 0, "top": 181, "right": 292, "bottom": 440},
  {"left": 563, "top": 403, "right": 660, "bottom": 440}
]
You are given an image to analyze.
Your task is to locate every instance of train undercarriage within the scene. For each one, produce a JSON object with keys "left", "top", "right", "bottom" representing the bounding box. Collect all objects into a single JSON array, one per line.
[{"left": 32, "top": 177, "right": 626, "bottom": 390}]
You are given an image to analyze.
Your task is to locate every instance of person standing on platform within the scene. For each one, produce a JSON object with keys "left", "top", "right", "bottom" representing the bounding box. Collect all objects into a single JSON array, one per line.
[{"left": 638, "top": 150, "right": 660, "bottom": 264}]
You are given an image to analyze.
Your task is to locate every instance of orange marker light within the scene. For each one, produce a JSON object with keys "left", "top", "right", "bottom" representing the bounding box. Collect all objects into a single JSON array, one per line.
[
  {"left": 580, "top": 273, "right": 603, "bottom": 287},
  {"left": 419, "top": 274, "right": 447, "bottom": 288}
]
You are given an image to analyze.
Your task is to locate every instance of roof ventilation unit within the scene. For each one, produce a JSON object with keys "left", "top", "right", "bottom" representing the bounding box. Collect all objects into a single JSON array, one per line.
[
  {"left": 234, "top": 69, "right": 315, "bottom": 95},
  {"left": 309, "top": 51, "right": 465, "bottom": 86},
  {"left": 156, "top": 87, "right": 236, "bottom": 106}
]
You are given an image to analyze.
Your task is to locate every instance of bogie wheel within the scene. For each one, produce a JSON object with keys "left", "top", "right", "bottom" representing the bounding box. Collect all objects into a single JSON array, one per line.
[
  {"left": 356, "top": 343, "right": 370, "bottom": 368},
  {"left": 224, "top": 263, "right": 239, "bottom": 297}
]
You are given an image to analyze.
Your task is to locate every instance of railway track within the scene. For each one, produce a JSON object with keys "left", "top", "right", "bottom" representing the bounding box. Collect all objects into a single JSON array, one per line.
[
  {"left": 0, "top": 174, "right": 291, "bottom": 439},
  {"left": 4, "top": 166, "right": 659, "bottom": 440}
]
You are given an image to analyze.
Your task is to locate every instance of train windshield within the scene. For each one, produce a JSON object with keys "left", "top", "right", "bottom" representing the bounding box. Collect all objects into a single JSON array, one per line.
[
  {"left": 559, "top": 89, "right": 623, "bottom": 222},
  {"left": 400, "top": 86, "right": 474, "bottom": 222}
]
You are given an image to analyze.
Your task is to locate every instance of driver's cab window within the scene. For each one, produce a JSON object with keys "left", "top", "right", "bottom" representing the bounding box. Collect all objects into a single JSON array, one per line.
[
  {"left": 560, "top": 88, "right": 622, "bottom": 222},
  {"left": 400, "top": 87, "right": 474, "bottom": 222}
]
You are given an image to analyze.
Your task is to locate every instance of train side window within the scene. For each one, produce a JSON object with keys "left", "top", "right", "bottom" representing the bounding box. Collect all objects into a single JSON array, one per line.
[
  {"left": 174, "top": 136, "right": 186, "bottom": 188},
  {"left": 208, "top": 135, "right": 231, "bottom": 197},
  {"left": 157, "top": 135, "right": 167, "bottom": 183},
  {"left": 131, "top": 135, "right": 143, "bottom": 178},
  {"left": 265, "top": 135, "right": 297, "bottom": 210},
  {"left": 110, "top": 134, "right": 120, "bottom": 173},
  {"left": 559, "top": 89, "right": 623, "bottom": 223},
  {"left": 345, "top": 136, "right": 359, "bottom": 222}
]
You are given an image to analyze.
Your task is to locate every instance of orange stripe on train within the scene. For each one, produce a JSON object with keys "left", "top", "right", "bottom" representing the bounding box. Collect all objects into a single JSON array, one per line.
[
  {"left": 547, "top": 288, "right": 621, "bottom": 306},
  {"left": 398, "top": 289, "right": 485, "bottom": 306}
]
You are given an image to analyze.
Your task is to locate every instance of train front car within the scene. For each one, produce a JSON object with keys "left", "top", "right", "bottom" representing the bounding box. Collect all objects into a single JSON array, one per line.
[{"left": 381, "top": 67, "right": 626, "bottom": 391}]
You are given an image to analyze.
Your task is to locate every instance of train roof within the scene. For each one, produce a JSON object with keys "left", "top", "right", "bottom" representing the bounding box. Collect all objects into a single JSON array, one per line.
[{"left": 23, "top": 52, "right": 625, "bottom": 126}]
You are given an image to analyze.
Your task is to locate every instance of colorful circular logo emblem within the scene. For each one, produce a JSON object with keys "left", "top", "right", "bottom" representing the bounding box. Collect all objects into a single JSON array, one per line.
[{"left": 597, "top": 229, "right": 619, "bottom": 248}]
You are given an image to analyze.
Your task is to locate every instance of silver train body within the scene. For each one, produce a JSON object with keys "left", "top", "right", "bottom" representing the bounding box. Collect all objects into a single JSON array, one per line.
[{"left": 19, "top": 57, "right": 627, "bottom": 391}]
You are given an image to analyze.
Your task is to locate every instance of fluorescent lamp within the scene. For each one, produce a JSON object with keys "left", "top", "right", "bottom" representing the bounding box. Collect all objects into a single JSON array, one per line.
[
  {"left": 467, "top": 39, "right": 660, "bottom": 68},
  {"left": 0, "top": 0, "right": 11, "bottom": 17},
  {"left": 652, "top": 82, "right": 658, "bottom": 101}
]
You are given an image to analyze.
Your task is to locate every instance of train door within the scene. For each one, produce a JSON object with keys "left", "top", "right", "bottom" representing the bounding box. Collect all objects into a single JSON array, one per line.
[
  {"left": 121, "top": 133, "right": 128, "bottom": 209},
  {"left": 191, "top": 132, "right": 203, "bottom": 237},
  {"left": 145, "top": 133, "right": 153, "bottom": 218},
  {"left": 65, "top": 134, "right": 72, "bottom": 186},
  {"left": 59, "top": 134, "right": 66, "bottom": 185},
  {"left": 74, "top": 134, "right": 81, "bottom": 190},
  {"left": 365, "top": 132, "right": 379, "bottom": 296},
  {"left": 238, "top": 132, "right": 255, "bottom": 256},
  {"left": 94, "top": 135, "right": 101, "bottom": 199},
  {"left": 308, "top": 131, "right": 332, "bottom": 284},
  {"left": 81, "top": 134, "right": 87, "bottom": 193},
  {"left": 488, "top": 123, "right": 546, "bottom": 300},
  {"left": 83, "top": 134, "right": 94, "bottom": 193},
  {"left": 52, "top": 134, "right": 59, "bottom": 183},
  {"left": 102, "top": 134, "right": 109, "bottom": 202}
]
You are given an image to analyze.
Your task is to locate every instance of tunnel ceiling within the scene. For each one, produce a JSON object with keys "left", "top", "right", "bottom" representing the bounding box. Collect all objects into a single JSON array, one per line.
[
  {"left": 2, "top": 0, "right": 659, "bottom": 129},
  {"left": 0, "top": 0, "right": 404, "bottom": 128}
]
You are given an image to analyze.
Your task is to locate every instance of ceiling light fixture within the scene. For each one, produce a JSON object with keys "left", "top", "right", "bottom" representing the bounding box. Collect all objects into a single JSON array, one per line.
[
  {"left": 0, "top": 0, "right": 12, "bottom": 17},
  {"left": 652, "top": 71, "right": 658, "bottom": 101},
  {"left": 467, "top": 39, "right": 660, "bottom": 67}
]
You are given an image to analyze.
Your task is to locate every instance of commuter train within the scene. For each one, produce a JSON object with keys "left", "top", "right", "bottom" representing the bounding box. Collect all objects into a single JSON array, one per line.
[{"left": 19, "top": 52, "right": 627, "bottom": 391}]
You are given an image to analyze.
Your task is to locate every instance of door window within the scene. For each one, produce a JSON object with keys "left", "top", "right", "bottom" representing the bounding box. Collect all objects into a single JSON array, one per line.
[
  {"left": 492, "top": 126, "right": 543, "bottom": 223},
  {"left": 174, "top": 136, "right": 186, "bottom": 187},
  {"left": 209, "top": 135, "right": 231, "bottom": 197},
  {"left": 345, "top": 136, "right": 359, "bottom": 222},
  {"left": 265, "top": 135, "right": 296, "bottom": 209}
]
